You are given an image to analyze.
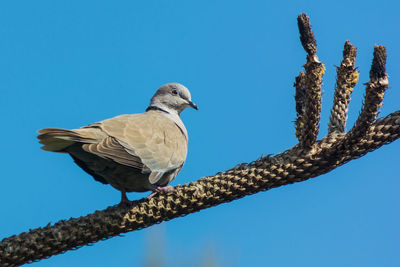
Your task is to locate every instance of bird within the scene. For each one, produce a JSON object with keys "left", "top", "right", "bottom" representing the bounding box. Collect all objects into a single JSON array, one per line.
[{"left": 37, "top": 83, "right": 198, "bottom": 204}]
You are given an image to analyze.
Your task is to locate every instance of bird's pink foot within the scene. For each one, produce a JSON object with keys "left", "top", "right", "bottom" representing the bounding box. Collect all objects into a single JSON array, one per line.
[{"left": 146, "top": 185, "right": 174, "bottom": 199}]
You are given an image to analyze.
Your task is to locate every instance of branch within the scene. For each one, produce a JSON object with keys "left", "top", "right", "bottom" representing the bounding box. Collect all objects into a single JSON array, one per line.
[
  {"left": 328, "top": 41, "right": 359, "bottom": 133},
  {"left": 295, "top": 13, "right": 325, "bottom": 149},
  {"left": 0, "top": 13, "right": 399, "bottom": 266},
  {"left": 348, "top": 45, "right": 388, "bottom": 141}
]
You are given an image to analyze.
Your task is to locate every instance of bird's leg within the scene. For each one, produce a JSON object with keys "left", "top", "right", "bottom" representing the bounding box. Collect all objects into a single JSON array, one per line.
[
  {"left": 146, "top": 185, "right": 174, "bottom": 199},
  {"left": 119, "top": 190, "right": 131, "bottom": 205}
]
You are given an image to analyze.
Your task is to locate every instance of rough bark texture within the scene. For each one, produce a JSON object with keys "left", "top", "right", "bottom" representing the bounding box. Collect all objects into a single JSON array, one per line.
[
  {"left": 295, "top": 13, "right": 325, "bottom": 149},
  {"left": 328, "top": 41, "right": 359, "bottom": 133},
  {"left": 1, "top": 13, "right": 399, "bottom": 266}
]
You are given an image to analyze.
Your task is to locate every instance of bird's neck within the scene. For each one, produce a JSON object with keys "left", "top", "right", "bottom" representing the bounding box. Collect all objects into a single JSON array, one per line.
[
  {"left": 146, "top": 104, "right": 181, "bottom": 116},
  {"left": 146, "top": 105, "right": 171, "bottom": 114}
]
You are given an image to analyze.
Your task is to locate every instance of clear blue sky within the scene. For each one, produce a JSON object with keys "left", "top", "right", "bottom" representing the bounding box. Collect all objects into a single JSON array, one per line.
[{"left": 1, "top": 1, "right": 399, "bottom": 266}]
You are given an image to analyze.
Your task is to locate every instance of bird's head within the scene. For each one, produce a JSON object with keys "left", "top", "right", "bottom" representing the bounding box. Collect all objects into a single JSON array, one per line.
[{"left": 147, "top": 83, "right": 198, "bottom": 115}]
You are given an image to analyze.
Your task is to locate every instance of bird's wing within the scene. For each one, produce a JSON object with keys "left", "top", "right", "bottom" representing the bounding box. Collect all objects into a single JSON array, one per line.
[
  {"left": 81, "top": 136, "right": 144, "bottom": 169},
  {"left": 98, "top": 112, "right": 188, "bottom": 183},
  {"left": 38, "top": 122, "right": 144, "bottom": 170},
  {"left": 38, "top": 111, "right": 188, "bottom": 184}
]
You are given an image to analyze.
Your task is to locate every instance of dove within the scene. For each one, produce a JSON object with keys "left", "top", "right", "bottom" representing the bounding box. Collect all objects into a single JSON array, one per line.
[{"left": 37, "top": 83, "right": 198, "bottom": 204}]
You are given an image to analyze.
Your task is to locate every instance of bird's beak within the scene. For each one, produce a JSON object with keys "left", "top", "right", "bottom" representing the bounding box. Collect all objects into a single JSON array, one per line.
[{"left": 188, "top": 101, "right": 198, "bottom": 110}]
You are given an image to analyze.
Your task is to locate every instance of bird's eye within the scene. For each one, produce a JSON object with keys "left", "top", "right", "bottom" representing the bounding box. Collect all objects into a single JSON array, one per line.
[{"left": 171, "top": 89, "right": 178, "bottom": 95}]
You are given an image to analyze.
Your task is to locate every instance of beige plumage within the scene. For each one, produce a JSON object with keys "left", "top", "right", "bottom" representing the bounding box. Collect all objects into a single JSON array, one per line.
[{"left": 38, "top": 83, "right": 198, "bottom": 203}]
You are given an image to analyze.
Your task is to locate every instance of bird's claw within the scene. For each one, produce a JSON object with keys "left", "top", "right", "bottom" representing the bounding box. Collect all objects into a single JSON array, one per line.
[{"left": 146, "top": 185, "right": 174, "bottom": 199}]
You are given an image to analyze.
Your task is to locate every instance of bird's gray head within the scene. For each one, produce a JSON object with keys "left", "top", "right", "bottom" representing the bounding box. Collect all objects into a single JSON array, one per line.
[{"left": 147, "top": 83, "right": 198, "bottom": 115}]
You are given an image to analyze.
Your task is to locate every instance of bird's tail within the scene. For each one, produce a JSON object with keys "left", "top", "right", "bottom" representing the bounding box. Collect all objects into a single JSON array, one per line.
[{"left": 37, "top": 128, "right": 92, "bottom": 152}]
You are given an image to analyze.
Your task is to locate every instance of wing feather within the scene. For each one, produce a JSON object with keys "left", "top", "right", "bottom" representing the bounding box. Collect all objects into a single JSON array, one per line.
[{"left": 82, "top": 137, "right": 144, "bottom": 169}]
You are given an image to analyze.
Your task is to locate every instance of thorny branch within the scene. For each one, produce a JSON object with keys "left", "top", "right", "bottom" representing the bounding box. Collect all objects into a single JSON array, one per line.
[
  {"left": 328, "top": 40, "right": 358, "bottom": 133},
  {"left": 1, "top": 13, "right": 399, "bottom": 266}
]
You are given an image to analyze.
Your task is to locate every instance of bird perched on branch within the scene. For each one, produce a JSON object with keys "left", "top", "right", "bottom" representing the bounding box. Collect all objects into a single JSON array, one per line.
[{"left": 38, "top": 83, "right": 198, "bottom": 204}]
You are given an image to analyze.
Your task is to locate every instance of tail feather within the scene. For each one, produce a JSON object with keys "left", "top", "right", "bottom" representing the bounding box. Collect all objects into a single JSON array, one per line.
[{"left": 37, "top": 128, "right": 98, "bottom": 152}]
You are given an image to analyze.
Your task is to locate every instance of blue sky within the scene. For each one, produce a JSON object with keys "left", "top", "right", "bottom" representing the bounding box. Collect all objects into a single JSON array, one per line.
[{"left": 1, "top": 1, "right": 399, "bottom": 266}]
